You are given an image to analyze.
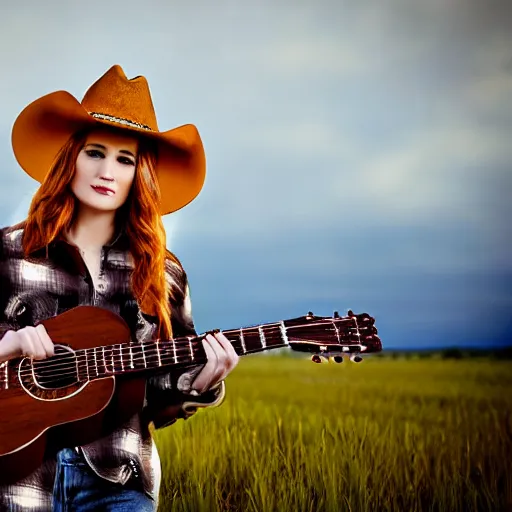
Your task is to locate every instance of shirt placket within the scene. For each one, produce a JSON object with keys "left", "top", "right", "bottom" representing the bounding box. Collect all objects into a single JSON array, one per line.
[{"left": 72, "top": 245, "right": 107, "bottom": 307}]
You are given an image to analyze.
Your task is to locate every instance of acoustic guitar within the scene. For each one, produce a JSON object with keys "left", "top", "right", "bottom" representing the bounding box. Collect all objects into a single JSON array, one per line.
[{"left": 0, "top": 306, "right": 382, "bottom": 484}]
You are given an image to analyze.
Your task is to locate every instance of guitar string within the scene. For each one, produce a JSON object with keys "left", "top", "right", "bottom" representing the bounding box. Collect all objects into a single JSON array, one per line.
[
  {"left": 3, "top": 321, "right": 376, "bottom": 382},
  {"left": 26, "top": 318, "right": 372, "bottom": 370},
  {"left": 16, "top": 325, "right": 290, "bottom": 373},
  {"left": 12, "top": 330, "right": 328, "bottom": 379},
  {"left": 3, "top": 324, "right": 378, "bottom": 382},
  {"left": 15, "top": 318, "right": 371, "bottom": 374},
  {"left": 11, "top": 334, "right": 379, "bottom": 383},
  {"left": 11, "top": 343, "right": 297, "bottom": 386},
  {"left": 29, "top": 339, "right": 378, "bottom": 386},
  {"left": 14, "top": 323, "right": 374, "bottom": 377},
  {"left": 14, "top": 341, "right": 298, "bottom": 383}
]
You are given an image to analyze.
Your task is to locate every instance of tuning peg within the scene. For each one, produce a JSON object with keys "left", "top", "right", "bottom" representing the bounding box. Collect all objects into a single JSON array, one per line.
[
  {"left": 333, "top": 311, "right": 340, "bottom": 318},
  {"left": 333, "top": 355, "right": 343, "bottom": 363},
  {"left": 311, "top": 355, "right": 322, "bottom": 363}
]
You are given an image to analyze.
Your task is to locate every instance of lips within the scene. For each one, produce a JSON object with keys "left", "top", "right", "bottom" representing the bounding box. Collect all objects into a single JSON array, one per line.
[{"left": 91, "top": 185, "right": 115, "bottom": 196}]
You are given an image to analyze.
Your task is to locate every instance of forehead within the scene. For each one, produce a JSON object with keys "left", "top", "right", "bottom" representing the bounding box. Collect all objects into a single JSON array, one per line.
[{"left": 85, "top": 128, "right": 139, "bottom": 153}]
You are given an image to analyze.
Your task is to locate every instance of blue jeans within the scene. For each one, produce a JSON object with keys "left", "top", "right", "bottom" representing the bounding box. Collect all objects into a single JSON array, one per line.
[{"left": 52, "top": 448, "right": 155, "bottom": 511}]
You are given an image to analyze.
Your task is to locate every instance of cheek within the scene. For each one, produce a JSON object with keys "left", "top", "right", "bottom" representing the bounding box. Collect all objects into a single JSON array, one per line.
[
  {"left": 118, "top": 169, "right": 136, "bottom": 192},
  {"left": 73, "top": 156, "right": 92, "bottom": 185}
]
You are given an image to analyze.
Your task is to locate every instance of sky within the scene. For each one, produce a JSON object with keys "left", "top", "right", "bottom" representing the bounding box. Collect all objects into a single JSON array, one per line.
[{"left": 0, "top": 0, "right": 510, "bottom": 350}]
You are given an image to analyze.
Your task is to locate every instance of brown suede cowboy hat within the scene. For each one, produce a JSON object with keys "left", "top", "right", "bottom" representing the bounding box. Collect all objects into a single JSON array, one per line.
[{"left": 11, "top": 64, "right": 206, "bottom": 216}]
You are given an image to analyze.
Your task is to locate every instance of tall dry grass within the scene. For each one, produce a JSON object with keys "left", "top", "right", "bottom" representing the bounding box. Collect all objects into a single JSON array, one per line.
[{"left": 154, "top": 356, "right": 512, "bottom": 511}]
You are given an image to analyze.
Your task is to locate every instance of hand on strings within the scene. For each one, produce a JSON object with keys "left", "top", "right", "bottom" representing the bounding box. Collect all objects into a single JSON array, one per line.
[
  {"left": 191, "top": 331, "right": 239, "bottom": 393},
  {"left": 0, "top": 325, "right": 55, "bottom": 361}
]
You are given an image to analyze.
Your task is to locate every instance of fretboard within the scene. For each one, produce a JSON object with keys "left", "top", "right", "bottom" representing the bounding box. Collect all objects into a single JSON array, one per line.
[{"left": 74, "top": 321, "right": 292, "bottom": 381}]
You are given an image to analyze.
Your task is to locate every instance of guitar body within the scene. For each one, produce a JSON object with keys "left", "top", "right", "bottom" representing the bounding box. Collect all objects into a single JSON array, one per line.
[{"left": 0, "top": 307, "right": 146, "bottom": 485}]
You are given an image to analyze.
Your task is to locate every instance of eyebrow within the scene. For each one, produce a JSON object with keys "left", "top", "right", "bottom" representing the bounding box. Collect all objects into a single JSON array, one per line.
[{"left": 86, "top": 143, "right": 136, "bottom": 158}]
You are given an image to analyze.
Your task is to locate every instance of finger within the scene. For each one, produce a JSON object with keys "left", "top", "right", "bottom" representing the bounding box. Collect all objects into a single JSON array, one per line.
[
  {"left": 36, "top": 324, "right": 54, "bottom": 357},
  {"left": 214, "top": 332, "right": 239, "bottom": 368},
  {"left": 18, "top": 329, "right": 40, "bottom": 359},
  {"left": 192, "top": 338, "right": 219, "bottom": 392},
  {"left": 206, "top": 334, "right": 230, "bottom": 380},
  {"left": 28, "top": 327, "right": 47, "bottom": 360},
  {"left": 206, "top": 334, "right": 228, "bottom": 367},
  {"left": 205, "top": 334, "right": 230, "bottom": 383},
  {"left": 203, "top": 336, "right": 221, "bottom": 372}
]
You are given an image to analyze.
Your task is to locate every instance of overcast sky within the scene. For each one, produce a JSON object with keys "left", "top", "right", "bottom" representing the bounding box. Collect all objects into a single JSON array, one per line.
[{"left": 1, "top": 0, "right": 510, "bottom": 350}]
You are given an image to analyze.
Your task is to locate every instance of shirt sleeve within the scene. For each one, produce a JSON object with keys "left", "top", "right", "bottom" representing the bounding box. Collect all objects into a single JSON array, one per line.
[
  {"left": 0, "top": 229, "right": 16, "bottom": 344},
  {"left": 143, "top": 259, "right": 226, "bottom": 429}
]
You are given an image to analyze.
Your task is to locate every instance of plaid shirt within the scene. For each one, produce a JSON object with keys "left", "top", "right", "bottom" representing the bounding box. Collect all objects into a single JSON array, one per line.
[{"left": 0, "top": 223, "right": 225, "bottom": 510}]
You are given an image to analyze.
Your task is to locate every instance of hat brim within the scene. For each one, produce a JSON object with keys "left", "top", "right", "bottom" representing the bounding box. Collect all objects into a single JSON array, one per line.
[{"left": 11, "top": 91, "right": 206, "bottom": 215}]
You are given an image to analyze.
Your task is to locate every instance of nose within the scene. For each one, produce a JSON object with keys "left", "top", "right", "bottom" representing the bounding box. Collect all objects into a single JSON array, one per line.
[{"left": 98, "top": 157, "right": 115, "bottom": 182}]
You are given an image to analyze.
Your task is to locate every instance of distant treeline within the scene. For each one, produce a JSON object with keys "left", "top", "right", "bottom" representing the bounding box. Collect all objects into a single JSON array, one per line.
[
  {"left": 257, "top": 346, "right": 512, "bottom": 360},
  {"left": 372, "top": 346, "right": 512, "bottom": 360}
]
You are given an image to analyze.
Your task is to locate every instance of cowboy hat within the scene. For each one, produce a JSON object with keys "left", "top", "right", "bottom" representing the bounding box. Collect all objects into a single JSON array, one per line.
[{"left": 11, "top": 64, "right": 206, "bottom": 215}]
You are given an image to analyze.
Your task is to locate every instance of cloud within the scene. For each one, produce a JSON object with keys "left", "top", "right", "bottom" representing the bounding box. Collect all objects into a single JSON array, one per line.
[{"left": 350, "top": 122, "right": 512, "bottom": 225}]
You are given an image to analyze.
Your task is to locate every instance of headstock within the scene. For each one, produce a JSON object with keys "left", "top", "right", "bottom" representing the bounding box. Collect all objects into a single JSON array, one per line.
[{"left": 284, "top": 309, "right": 382, "bottom": 363}]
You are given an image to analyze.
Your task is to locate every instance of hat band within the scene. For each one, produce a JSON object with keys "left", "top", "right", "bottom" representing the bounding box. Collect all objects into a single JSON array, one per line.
[{"left": 88, "top": 112, "right": 153, "bottom": 131}]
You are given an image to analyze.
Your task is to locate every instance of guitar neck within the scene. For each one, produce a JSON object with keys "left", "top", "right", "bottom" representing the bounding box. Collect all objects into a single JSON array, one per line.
[{"left": 79, "top": 321, "right": 290, "bottom": 381}]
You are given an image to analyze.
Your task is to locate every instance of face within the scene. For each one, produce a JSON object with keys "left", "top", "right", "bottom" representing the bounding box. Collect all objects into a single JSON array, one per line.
[{"left": 71, "top": 129, "right": 139, "bottom": 213}]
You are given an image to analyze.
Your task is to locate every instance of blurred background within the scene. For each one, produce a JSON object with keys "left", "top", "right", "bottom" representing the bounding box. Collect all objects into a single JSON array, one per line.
[{"left": 0, "top": 0, "right": 510, "bottom": 350}]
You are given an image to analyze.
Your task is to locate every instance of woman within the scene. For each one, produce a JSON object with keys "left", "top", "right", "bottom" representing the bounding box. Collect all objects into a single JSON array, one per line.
[{"left": 0, "top": 65, "right": 239, "bottom": 511}]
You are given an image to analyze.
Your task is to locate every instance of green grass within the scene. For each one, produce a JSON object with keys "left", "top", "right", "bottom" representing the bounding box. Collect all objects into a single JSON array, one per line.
[{"left": 153, "top": 356, "right": 512, "bottom": 511}]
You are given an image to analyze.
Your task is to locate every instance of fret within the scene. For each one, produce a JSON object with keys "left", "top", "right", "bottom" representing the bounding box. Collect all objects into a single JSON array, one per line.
[
  {"left": 131, "top": 345, "right": 145, "bottom": 371},
  {"left": 93, "top": 347, "right": 99, "bottom": 377},
  {"left": 102, "top": 346, "right": 112, "bottom": 373},
  {"left": 118, "top": 345, "right": 125, "bottom": 372},
  {"left": 101, "top": 347, "right": 107, "bottom": 373},
  {"left": 143, "top": 342, "right": 160, "bottom": 368},
  {"left": 129, "top": 346, "right": 134, "bottom": 369},
  {"left": 261, "top": 324, "right": 285, "bottom": 348},
  {"left": 258, "top": 325, "right": 266, "bottom": 348},
  {"left": 239, "top": 329, "right": 246, "bottom": 354},
  {"left": 101, "top": 347, "right": 110, "bottom": 374},
  {"left": 114, "top": 344, "right": 124, "bottom": 373},
  {"left": 156, "top": 341, "right": 162, "bottom": 367},
  {"left": 239, "top": 327, "right": 263, "bottom": 353},
  {"left": 331, "top": 320, "right": 340, "bottom": 343},
  {"left": 280, "top": 321, "right": 289, "bottom": 345},
  {"left": 352, "top": 317, "right": 361, "bottom": 343},
  {"left": 172, "top": 340, "right": 177, "bottom": 364},
  {"left": 97, "top": 347, "right": 107, "bottom": 377},
  {"left": 141, "top": 343, "right": 147, "bottom": 368},
  {"left": 111, "top": 346, "right": 117, "bottom": 373},
  {"left": 121, "top": 344, "right": 132, "bottom": 370},
  {"left": 188, "top": 337, "right": 194, "bottom": 361},
  {"left": 84, "top": 349, "right": 90, "bottom": 381}
]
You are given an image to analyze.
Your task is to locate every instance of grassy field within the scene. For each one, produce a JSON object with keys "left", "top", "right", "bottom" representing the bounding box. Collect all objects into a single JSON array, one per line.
[{"left": 153, "top": 355, "right": 512, "bottom": 512}]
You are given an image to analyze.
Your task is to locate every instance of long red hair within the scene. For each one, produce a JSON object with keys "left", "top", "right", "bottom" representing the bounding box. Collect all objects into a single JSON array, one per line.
[{"left": 21, "top": 127, "right": 177, "bottom": 339}]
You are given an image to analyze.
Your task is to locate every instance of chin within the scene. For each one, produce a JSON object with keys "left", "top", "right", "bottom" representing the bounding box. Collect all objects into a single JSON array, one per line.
[
  {"left": 78, "top": 196, "right": 121, "bottom": 213},
  {"left": 72, "top": 188, "right": 129, "bottom": 212}
]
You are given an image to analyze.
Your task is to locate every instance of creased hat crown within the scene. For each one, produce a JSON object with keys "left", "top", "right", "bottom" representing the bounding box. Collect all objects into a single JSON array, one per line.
[{"left": 81, "top": 65, "right": 159, "bottom": 132}]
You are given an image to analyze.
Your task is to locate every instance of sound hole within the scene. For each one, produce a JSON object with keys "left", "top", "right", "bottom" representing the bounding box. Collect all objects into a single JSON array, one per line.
[{"left": 32, "top": 345, "right": 79, "bottom": 389}]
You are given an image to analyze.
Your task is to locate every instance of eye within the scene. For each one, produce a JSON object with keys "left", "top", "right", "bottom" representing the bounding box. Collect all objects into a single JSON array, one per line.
[
  {"left": 118, "top": 157, "right": 135, "bottom": 166},
  {"left": 85, "top": 149, "right": 104, "bottom": 159}
]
